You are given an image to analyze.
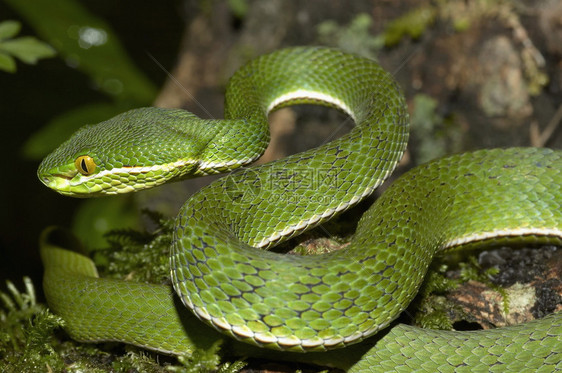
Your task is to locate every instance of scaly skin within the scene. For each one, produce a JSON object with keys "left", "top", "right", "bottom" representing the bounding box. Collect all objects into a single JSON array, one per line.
[{"left": 38, "top": 47, "right": 562, "bottom": 371}]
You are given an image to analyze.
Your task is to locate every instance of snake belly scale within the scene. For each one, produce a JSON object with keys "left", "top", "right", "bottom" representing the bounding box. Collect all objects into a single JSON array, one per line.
[{"left": 38, "top": 47, "right": 562, "bottom": 371}]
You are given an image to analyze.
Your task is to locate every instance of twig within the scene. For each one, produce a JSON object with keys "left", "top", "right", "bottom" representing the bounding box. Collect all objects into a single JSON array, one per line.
[{"left": 530, "top": 104, "right": 562, "bottom": 147}]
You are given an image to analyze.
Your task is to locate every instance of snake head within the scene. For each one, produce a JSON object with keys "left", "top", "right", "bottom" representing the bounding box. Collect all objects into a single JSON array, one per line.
[{"left": 37, "top": 107, "right": 206, "bottom": 197}]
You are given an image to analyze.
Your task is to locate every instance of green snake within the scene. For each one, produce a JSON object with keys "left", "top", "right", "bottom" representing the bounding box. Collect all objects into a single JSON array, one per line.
[{"left": 38, "top": 47, "right": 562, "bottom": 371}]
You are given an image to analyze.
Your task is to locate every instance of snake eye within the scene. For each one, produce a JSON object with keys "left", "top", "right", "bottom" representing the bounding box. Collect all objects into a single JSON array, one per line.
[{"left": 74, "top": 155, "right": 96, "bottom": 176}]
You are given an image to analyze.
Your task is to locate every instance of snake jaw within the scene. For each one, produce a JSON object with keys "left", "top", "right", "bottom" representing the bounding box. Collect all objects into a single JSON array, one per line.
[
  {"left": 38, "top": 172, "right": 96, "bottom": 197},
  {"left": 38, "top": 161, "right": 114, "bottom": 197},
  {"left": 37, "top": 164, "right": 80, "bottom": 196},
  {"left": 40, "top": 175, "right": 68, "bottom": 194}
]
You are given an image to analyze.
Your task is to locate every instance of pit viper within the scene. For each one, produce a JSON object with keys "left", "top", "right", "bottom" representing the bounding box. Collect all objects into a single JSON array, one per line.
[{"left": 38, "top": 47, "right": 562, "bottom": 372}]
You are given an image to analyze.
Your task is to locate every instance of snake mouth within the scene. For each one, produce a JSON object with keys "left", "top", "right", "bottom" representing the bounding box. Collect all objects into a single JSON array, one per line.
[
  {"left": 38, "top": 170, "right": 81, "bottom": 196},
  {"left": 38, "top": 173, "right": 73, "bottom": 188},
  {"left": 51, "top": 173, "right": 75, "bottom": 181},
  {"left": 38, "top": 165, "right": 78, "bottom": 184}
]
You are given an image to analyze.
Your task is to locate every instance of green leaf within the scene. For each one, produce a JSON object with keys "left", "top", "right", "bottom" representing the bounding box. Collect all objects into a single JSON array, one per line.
[
  {"left": 4, "top": 0, "right": 157, "bottom": 102},
  {"left": 0, "top": 36, "right": 55, "bottom": 64},
  {"left": 0, "top": 52, "right": 16, "bottom": 72},
  {"left": 0, "top": 20, "right": 21, "bottom": 40}
]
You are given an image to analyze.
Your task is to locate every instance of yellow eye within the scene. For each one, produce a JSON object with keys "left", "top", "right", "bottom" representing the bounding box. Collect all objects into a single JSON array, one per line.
[{"left": 74, "top": 155, "right": 96, "bottom": 176}]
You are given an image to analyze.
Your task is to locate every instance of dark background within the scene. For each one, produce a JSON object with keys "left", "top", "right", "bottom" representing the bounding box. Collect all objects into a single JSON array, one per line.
[{"left": 0, "top": 0, "right": 184, "bottom": 287}]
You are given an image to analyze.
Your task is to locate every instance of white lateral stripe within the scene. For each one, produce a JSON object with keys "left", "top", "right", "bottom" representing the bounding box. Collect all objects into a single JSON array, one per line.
[
  {"left": 76, "top": 159, "right": 197, "bottom": 184},
  {"left": 231, "top": 324, "right": 255, "bottom": 339},
  {"left": 254, "top": 333, "right": 278, "bottom": 344},
  {"left": 211, "top": 316, "right": 231, "bottom": 331},
  {"left": 445, "top": 228, "right": 562, "bottom": 248},
  {"left": 82, "top": 156, "right": 258, "bottom": 182},
  {"left": 198, "top": 156, "right": 258, "bottom": 171},
  {"left": 267, "top": 89, "right": 355, "bottom": 121},
  {"left": 194, "top": 306, "right": 211, "bottom": 321}
]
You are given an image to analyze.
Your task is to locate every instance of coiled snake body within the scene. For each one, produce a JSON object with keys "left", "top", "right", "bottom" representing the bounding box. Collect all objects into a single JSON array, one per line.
[{"left": 38, "top": 47, "right": 562, "bottom": 371}]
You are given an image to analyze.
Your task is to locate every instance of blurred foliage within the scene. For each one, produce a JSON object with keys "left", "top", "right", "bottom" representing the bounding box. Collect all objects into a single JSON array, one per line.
[
  {"left": 317, "top": 13, "right": 383, "bottom": 59},
  {"left": 381, "top": 0, "right": 548, "bottom": 95},
  {"left": 410, "top": 94, "right": 463, "bottom": 165},
  {"left": 315, "top": 4, "right": 436, "bottom": 52},
  {"left": 72, "top": 195, "right": 141, "bottom": 250},
  {"left": 382, "top": 6, "right": 437, "bottom": 47},
  {"left": 5, "top": 0, "right": 160, "bottom": 247},
  {"left": 4, "top": 0, "right": 158, "bottom": 160},
  {"left": 94, "top": 210, "right": 172, "bottom": 283},
  {"left": 0, "top": 20, "right": 56, "bottom": 73},
  {"left": 227, "top": 0, "right": 249, "bottom": 19}
]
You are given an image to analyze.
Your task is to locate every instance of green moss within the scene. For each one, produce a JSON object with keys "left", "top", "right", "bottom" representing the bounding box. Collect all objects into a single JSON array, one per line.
[
  {"left": 410, "top": 93, "right": 463, "bottom": 165},
  {"left": 317, "top": 13, "right": 383, "bottom": 59},
  {"left": 94, "top": 210, "right": 174, "bottom": 283},
  {"left": 412, "top": 264, "right": 461, "bottom": 330},
  {"left": 227, "top": 0, "right": 248, "bottom": 19},
  {"left": 0, "top": 278, "right": 64, "bottom": 373},
  {"left": 171, "top": 341, "right": 237, "bottom": 373},
  {"left": 382, "top": 6, "right": 437, "bottom": 47},
  {"left": 412, "top": 253, "right": 514, "bottom": 331},
  {"left": 459, "top": 256, "right": 509, "bottom": 315},
  {"left": 61, "top": 212, "right": 245, "bottom": 371},
  {"left": 0, "top": 220, "right": 249, "bottom": 372}
]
